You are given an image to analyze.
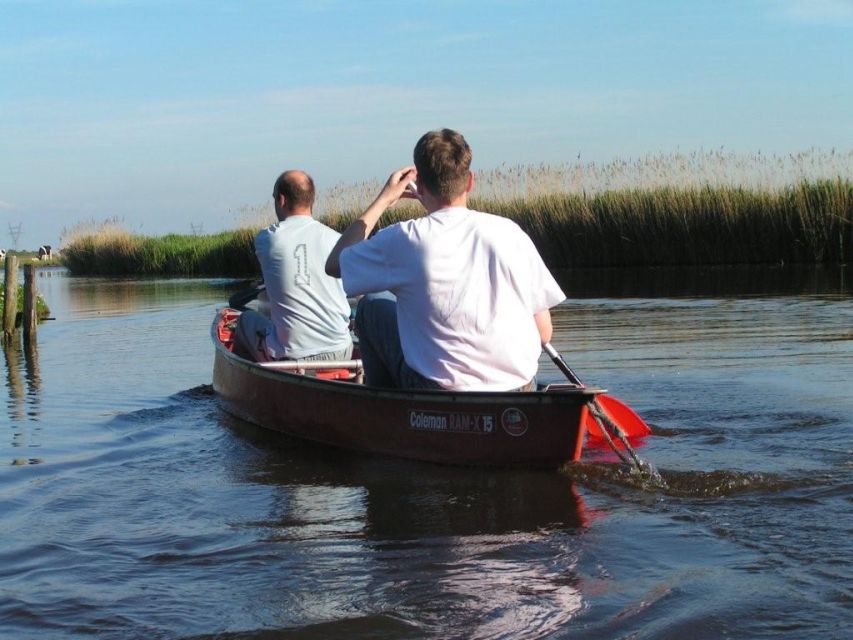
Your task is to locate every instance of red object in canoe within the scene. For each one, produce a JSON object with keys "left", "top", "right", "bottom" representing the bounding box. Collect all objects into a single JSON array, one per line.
[{"left": 211, "top": 309, "right": 603, "bottom": 468}]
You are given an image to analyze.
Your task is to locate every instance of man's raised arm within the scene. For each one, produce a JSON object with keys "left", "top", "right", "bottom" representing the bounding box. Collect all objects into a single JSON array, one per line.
[{"left": 325, "top": 166, "right": 417, "bottom": 278}]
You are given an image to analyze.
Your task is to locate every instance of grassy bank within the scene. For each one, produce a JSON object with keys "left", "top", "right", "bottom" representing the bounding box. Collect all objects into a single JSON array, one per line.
[
  {"left": 61, "top": 177, "right": 852, "bottom": 276},
  {"left": 0, "top": 251, "right": 62, "bottom": 267},
  {"left": 61, "top": 222, "right": 258, "bottom": 276}
]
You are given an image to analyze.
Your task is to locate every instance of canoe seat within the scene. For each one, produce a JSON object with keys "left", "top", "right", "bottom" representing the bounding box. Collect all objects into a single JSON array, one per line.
[
  {"left": 218, "top": 308, "right": 242, "bottom": 352},
  {"left": 316, "top": 368, "right": 357, "bottom": 381}
]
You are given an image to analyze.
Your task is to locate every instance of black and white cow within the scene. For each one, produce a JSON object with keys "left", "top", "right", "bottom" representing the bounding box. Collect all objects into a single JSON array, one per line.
[
  {"left": 38, "top": 245, "right": 52, "bottom": 260},
  {"left": 0, "top": 249, "right": 6, "bottom": 261}
]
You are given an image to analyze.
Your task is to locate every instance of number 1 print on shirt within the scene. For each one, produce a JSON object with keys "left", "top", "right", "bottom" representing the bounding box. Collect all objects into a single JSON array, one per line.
[{"left": 294, "top": 243, "right": 310, "bottom": 287}]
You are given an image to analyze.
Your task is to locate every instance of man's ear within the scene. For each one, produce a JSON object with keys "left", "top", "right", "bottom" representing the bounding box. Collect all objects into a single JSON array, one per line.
[
  {"left": 277, "top": 193, "right": 287, "bottom": 209},
  {"left": 466, "top": 171, "right": 475, "bottom": 193}
]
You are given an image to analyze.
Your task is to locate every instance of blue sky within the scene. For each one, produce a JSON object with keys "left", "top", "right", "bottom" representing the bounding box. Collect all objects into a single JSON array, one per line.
[{"left": 1, "top": 0, "right": 851, "bottom": 250}]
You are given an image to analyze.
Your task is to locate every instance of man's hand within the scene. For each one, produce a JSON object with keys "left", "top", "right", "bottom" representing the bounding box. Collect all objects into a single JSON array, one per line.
[
  {"left": 325, "top": 165, "right": 418, "bottom": 278},
  {"left": 377, "top": 166, "right": 418, "bottom": 207}
]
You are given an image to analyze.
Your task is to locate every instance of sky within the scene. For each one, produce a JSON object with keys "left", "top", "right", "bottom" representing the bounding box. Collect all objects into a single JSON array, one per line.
[{"left": 1, "top": 0, "right": 851, "bottom": 250}]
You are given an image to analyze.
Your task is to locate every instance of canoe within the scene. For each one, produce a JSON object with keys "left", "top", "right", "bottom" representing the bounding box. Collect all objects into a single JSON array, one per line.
[{"left": 211, "top": 308, "right": 602, "bottom": 468}]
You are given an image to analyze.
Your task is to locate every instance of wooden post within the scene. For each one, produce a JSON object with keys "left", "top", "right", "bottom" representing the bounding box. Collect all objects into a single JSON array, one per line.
[
  {"left": 23, "top": 264, "right": 38, "bottom": 343},
  {"left": 3, "top": 254, "right": 18, "bottom": 341}
]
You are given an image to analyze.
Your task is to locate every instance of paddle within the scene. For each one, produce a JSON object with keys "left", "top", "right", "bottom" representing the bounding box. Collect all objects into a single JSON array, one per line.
[
  {"left": 542, "top": 343, "right": 652, "bottom": 442},
  {"left": 228, "top": 283, "right": 265, "bottom": 310}
]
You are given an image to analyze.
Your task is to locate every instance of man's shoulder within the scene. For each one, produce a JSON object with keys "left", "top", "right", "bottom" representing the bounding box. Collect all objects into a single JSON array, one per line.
[
  {"left": 254, "top": 223, "right": 277, "bottom": 246},
  {"left": 267, "top": 216, "right": 342, "bottom": 239},
  {"left": 313, "top": 219, "right": 342, "bottom": 235},
  {"left": 467, "top": 209, "right": 525, "bottom": 235},
  {"left": 297, "top": 216, "right": 341, "bottom": 237}
]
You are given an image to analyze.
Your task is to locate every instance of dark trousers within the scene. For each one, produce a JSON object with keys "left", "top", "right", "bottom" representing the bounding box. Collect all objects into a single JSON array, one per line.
[{"left": 354, "top": 294, "right": 443, "bottom": 389}]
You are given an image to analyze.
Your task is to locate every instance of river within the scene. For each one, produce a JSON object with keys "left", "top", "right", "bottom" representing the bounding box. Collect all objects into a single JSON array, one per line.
[{"left": 1, "top": 265, "right": 851, "bottom": 639}]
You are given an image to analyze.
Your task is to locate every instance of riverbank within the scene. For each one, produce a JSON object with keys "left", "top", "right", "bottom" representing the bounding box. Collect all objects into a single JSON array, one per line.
[
  {"left": 0, "top": 284, "right": 50, "bottom": 319},
  {"left": 61, "top": 226, "right": 257, "bottom": 277},
  {"left": 60, "top": 178, "right": 852, "bottom": 276},
  {"left": 0, "top": 251, "right": 61, "bottom": 268}
]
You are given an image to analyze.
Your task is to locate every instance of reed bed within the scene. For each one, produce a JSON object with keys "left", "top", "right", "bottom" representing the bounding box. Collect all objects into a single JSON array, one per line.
[
  {"left": 61, "top": 219, "right": 257, "bottom": 276},
  {"left": 478, "top": 178, "right": 852, "bottom": 267},
  {"left": 320, "top": 178, "right": 852, "bottom": 267},
  {"left": 61, "top": 150, "right": 852, "bottom": 275},
  {"left": 319, "top": 148, "right": 852, "bottom": 267}
]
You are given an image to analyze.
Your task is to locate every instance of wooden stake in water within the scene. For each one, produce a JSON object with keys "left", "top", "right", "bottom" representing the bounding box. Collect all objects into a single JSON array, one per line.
[
  {"left": 23, "top": 264, "right": 37, "bottom": 343},
  {"left": 3, "top": 254, "right": 18, "bottom": 342}
]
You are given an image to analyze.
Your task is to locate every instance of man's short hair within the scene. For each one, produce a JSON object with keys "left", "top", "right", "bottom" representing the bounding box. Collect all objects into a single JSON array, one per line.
[
  {"left": 273, "top": 170, "right": 316, "bottom": 209},
  {"left": 413, "top": 129, "right": 472, "bottom": 202}
]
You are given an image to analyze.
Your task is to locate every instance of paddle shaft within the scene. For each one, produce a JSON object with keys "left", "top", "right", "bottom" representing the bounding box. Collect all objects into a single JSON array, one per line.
[
  {"left": 228, "top": 283, "right": 265, "bottom": 310},
  {"left": 542, "top": 342, "right": 644, "bottom": 471},
  {"left": 542, "top": 342, "right": 583, "bottom": 386}
]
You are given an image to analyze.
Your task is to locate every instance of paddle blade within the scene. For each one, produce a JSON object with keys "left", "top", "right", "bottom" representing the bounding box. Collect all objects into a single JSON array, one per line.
[{"left": 584, "top": 394, "right": 652, "bottom": 444}]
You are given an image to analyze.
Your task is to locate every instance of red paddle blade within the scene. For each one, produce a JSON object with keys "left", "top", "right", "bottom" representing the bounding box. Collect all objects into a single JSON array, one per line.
[{"left": 583, "top": 394, "right": 652, "bottom": 444}]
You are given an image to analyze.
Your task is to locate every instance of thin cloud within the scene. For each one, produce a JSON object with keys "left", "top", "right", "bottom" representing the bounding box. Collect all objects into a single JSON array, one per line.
[
  {"left": 0, "top": 200, "right": 14, "bottom": 211},
  {"left": 435, "top": 32, "right": 488, "bottom": 46},
  {"left": 0, "top": 35, "right": 92, "bottom": 60},
  {"left": 3, "top": 83, "right": 658, "bottom": 147},
  {"left": 780, "top": 0, "right": 853, "bottom": 25}
]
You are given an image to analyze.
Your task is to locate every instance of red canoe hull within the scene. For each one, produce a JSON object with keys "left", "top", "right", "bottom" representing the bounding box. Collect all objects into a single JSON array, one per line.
[{"left": 211, "top": 310, "right": 598, "bottom": 468}]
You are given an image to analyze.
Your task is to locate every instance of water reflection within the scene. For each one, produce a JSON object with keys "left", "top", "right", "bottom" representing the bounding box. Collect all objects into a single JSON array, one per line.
[
  {"left": 3, "top": 338, "right": 41, "bottom": 423},
  {"left": 3, "top": 339, "right": 25, "bottom": 422},
  {"left": 23, "top": 338, "right": 41, "bottom": 420},
  {"left": 224, "top": 418, "right": 589, "bottom": 637},
  {"left": 556, "top": 263, "right": 853, "bottom": 298},
  {"left": 227, "top": 418, "right": 589, "bottom": 537},
  {"left": 29, "top": 269, "right": 246, "bottom": 319}
]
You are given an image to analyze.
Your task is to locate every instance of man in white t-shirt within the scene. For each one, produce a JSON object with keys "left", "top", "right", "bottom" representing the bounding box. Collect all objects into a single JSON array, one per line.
[
  {"left": 325, "top": 129, "right": 564, "bottom": 391},
  {"left": 235, "top": 170, "right": 353, "bottom": 362}
]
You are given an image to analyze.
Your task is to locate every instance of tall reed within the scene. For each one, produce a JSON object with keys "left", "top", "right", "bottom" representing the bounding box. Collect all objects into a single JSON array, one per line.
[
  {"left": 60, "top": 150, "right": 852, "bottom": 275},
  {"left": 470, "top": 179, "right": 852, "bottom": 267}
]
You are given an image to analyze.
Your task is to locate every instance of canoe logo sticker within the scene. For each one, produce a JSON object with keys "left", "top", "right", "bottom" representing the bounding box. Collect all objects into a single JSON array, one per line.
[
  {"left": 409, "top": 410, "right": 495, "bottom": 435},
  {"left": 501, "top": 408, "right": 529, "bottom": 437}
]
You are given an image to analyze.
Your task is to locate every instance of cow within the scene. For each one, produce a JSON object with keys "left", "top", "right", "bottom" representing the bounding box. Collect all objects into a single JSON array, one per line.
[
  {"left": 38, "top": 245, "right": 52, "bottom": 260},
  {"left": 0, "top": 248, "right": 6, "bottom": 261}
]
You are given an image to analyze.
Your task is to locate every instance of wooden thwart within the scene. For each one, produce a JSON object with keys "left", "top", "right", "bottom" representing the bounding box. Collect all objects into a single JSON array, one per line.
[
  {"left": 258, "top": 359, "right": 363, "bottom": 371},
  {"left": 258, "top": 358, "right": 365, "bottom": 382}
]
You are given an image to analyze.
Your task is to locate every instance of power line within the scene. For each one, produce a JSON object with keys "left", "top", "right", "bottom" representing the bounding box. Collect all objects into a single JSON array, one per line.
[{"left": 8, "top": 223, "right": 22, "bottom": 249}]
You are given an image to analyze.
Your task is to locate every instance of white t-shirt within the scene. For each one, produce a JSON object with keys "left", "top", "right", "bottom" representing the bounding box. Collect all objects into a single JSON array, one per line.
[
  {"left": 340, "top": 207, "right": 565, "bottom": 390},
  {"left": 255, "top": 216, "right": 352, "bottom": 359}
]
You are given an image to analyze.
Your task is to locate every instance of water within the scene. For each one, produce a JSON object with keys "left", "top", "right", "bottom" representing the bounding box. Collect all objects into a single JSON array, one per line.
[{"left": 1, "top": 266, "right": 851, "bottom": 639}]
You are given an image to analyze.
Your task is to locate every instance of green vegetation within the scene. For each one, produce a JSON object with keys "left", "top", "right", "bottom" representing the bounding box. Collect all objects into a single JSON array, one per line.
[
  {"left": 0, "top": 285, "right": 51, "bottom": 319},
  {"left": 59, "top": 150, "right": 853, "bottom": 275},
  {"left": 484, "top": 178, "right": 852, "bottom": 267},
  {"left": 329, "top": 178, "right": 853, "bottom": 267},
  {"left": 61, "top": 222, "right": 258, "bottom": 276}
]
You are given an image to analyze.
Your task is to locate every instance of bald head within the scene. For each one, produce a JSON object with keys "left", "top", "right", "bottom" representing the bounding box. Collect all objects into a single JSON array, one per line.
[{"left": 273, "top": 170, "right": 315, "bottom": 218}]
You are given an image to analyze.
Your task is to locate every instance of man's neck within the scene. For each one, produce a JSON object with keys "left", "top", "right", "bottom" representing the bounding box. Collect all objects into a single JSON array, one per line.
[
  {"left": 278, "top": 208, "right": 312, "bottom": 221},
  {"left": 425, "top": 195, "right": 468, "bottom": 214}
]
